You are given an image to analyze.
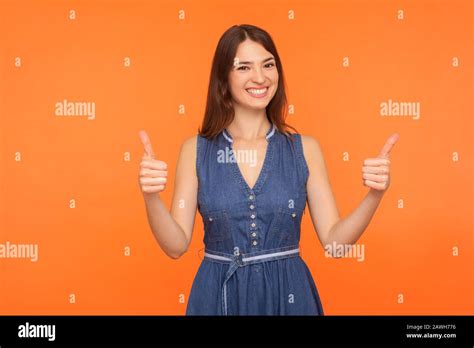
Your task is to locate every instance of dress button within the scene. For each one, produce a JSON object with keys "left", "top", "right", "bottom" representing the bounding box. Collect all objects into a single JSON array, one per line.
[
  {"left": 249, "top": 195, "right": 254, "bottom": 200},
  {"left": 291, "top": 212, "right": 296, "bottom": 218},
  {"left": 250, "top": 214, "right": 256, "bottom": 219},
  {"left": 252, "top": 240, "right": 258, "bottom": 246},
  {"left": 209, "top": 217, "right": 213, "bottom": 222},
  {"left": 251, "top": 222, "right": 256, "bottom": 228},
  {"left": 251, "top": 232, "right": 257, "bottom": 237},
  {"left": 249, "top": 204, "right": 255, "bottom": 210}
]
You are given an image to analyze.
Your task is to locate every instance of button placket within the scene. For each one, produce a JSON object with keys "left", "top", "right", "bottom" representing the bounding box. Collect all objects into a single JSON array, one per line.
[{"left": 248, "top": 191, "right": 258, "bottom": 248}]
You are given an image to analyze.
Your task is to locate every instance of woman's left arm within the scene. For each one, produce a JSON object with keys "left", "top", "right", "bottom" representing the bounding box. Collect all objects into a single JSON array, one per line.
[{"left": 302, "top": 133, "right": 399, "bottom": 249}]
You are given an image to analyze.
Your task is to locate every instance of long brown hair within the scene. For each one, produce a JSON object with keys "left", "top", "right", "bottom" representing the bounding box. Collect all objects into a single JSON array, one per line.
[{"left": 198, "top": 24, "right": 298, "bottom": 141}]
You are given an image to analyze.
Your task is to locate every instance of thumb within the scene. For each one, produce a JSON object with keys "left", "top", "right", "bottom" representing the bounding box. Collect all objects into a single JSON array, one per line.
[
  {"left": 378, "top": 133, "right": 400, "bottom": 158},
  {"left": 139, "top": 130, "right": 156, "bottom": 159}
]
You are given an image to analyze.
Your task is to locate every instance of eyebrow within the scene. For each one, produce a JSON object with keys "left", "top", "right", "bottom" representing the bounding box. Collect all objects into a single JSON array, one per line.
[{"left": 238, "top": 57, "right": 275, "bottom": 65}]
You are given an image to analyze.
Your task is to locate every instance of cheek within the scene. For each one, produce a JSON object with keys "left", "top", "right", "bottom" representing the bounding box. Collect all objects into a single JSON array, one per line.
[
  {"left": 272, "top": 70, "right": 279, "bottom": 81},
  {"left": 270, "top": 73, "right": 279, "bottom": 89},
  {"left": 229, "top": 78, "right": 247, "bottom": 93},
  {"left": 270, "top": 79, "right": 279, "bottom": 96},
  {"left": 229, "top": 83, "right": 249, "bottom": 102},
  {"left": 231, "top": 85, "right": 247, "bottom": 99},
  {"left": 273, "top": 74, "right": 279, "bottom": 86}
]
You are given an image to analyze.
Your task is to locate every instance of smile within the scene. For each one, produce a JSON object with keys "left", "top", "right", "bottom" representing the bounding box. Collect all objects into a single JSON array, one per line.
[{"left": 246, "top": 87, "right": 268, "bottom": 98}]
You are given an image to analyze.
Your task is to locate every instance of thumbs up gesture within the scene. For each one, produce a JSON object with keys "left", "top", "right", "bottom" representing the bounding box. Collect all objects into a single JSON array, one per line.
[
  {"left": 362, "top": 133, "right": 399, "bottom": 192},
  {"left": 138, "top": 130, "right": 168, "bottom": 194}
]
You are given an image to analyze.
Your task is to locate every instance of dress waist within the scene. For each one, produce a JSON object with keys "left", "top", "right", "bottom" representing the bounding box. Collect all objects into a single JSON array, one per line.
[{"left": 204, "top": 245, "right": 300, "bottom": 315}]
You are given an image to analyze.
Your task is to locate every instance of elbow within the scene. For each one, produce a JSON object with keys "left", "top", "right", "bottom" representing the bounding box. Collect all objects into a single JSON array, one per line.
[
  {"left": 166, "top": 243, "right": 189, "bottom": 260},
  {"left": 167, "top": 250, "right": 184, "bottom": 260}
]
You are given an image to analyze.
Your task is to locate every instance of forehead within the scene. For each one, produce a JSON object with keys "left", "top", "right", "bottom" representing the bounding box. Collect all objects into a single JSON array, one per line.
[{"left": 234, "top": 40, "right": 273, "bottom": 61}]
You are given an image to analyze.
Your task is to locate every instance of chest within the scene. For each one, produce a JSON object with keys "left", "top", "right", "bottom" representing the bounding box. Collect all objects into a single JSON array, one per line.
[
  {"left": 198, "top": 136, "right": 307, "bottom": 216},
  {"left": 230, "top": 138, "right": 269, "bottom": 191}
]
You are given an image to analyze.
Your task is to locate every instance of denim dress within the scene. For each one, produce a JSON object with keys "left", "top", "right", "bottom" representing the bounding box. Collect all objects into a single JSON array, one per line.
[{"left": 186, "top": 122, "right": 324, "bottom": 315}]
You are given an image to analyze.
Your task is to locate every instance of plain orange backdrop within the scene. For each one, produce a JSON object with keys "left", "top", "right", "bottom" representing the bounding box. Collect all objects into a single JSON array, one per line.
[{"left": 0, "top": 0, "right": 472, "bottom": 315}]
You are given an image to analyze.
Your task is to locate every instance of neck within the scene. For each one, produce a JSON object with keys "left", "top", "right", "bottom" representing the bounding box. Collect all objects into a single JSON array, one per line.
[{"left": 227, "top": 107, "right": 271, "bottom": 142}]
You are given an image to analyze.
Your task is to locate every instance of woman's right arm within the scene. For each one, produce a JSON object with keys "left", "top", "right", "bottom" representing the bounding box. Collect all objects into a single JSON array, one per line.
[{"left": 138, "top": 131, "right": 198, "bottom": 259}]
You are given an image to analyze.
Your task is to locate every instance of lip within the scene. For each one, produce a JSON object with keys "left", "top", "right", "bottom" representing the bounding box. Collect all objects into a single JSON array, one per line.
[
  {"left": 246, "top": 86, "right": 269, "bottom": 98},
  {"left": 246, "top": 86, "right": 269, "bottom": 90}
]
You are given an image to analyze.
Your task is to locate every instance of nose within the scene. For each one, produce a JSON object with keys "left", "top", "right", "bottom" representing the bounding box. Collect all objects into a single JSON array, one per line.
[{"left": 251, "top": 66, "right": 267, "bottom": 84}]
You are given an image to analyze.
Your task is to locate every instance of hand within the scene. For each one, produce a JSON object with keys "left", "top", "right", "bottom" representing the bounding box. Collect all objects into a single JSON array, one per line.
[
  {"left": 138, "top": 130, "right": 168, "bottom": 194},
  {"left": 362, "top": 133, "right": 399, "bottom": 192}
]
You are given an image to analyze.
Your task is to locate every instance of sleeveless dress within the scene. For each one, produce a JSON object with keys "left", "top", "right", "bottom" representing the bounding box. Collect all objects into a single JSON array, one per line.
[{"left": 186, "top": 122, "right": 324, "bottom": 315}]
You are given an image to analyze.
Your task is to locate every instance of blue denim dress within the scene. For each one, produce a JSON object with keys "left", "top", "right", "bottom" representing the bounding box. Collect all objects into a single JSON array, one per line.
[{"left": 186, "top": 123, "right": 324, "bottom": 315}]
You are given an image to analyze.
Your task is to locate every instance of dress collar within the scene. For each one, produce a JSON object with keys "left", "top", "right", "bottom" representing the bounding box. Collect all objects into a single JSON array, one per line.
[{"left": 222, "top": 122, "right": 276, "bottom": 143}]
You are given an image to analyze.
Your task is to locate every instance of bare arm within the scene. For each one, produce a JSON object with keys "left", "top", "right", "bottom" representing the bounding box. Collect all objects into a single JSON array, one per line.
[
  {"left": 300, "top": 135, "right": 340, "bottom": 248},
  {"left": 301, "top": 134, "right": 398, "bottom": 253},
  {"left": 139, "top": 132, "right": 198, "bottom": 259},
  {"left": 319, "top": 134, "right": 399, "bottom": 246}
]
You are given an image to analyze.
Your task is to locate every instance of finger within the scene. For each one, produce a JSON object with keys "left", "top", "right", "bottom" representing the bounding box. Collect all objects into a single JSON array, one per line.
[
  {"left": 140, "top": 159, "right": 167, "bottom": 170},
  {"left": 140, "top": 168, "right": 168, "bottom": 178},
  {"left": 363, "top": 158, "right": 390, "bottom": 166},
  {"left": 362, "top": 166, "right": 389, "bottom": 174},
  {"left": 142, "top": 185, "right": 165, "bottom": 193},
  {"left": 362, "top": 173, "right": 388, "bottom": 183},
  {"left": 364, "top": 179, "right": 386, "bottom": 190},
  {"left": 140, "top": 177, "right": 167, "bottom": 185},
  {"left": 378, "top": 133, "right": 400, "bottom": 158},
  {"left": 139, "top": 130, "right": 156, "bottom": 160}
]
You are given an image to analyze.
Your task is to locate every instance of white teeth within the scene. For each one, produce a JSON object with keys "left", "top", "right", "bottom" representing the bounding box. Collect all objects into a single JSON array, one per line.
[{"left": 247, "top": 87, "right": 268, "bottom": 95}]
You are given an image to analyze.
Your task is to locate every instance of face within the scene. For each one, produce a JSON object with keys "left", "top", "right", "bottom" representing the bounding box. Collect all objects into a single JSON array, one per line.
[{"left": 228, "top": 39, "right": 279, "bottom": 111}]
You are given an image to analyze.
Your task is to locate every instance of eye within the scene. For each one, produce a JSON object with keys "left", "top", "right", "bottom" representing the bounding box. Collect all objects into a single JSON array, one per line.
[{"left": 236, "top": 62, "right": 275, "bottom": 71}]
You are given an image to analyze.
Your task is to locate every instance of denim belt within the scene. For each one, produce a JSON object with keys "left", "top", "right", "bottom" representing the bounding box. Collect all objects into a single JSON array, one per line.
[{"left": 204, "top": 245, "right": 300, "bottom": 315}]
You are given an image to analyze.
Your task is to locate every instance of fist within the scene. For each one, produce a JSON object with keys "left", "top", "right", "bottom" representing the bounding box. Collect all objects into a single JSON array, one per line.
[
  {"left": 138, "top": 130, "right": 168, "bottom": 194},
  {"left": 362, "top": 133, "right": 399, "bottom": 192}
]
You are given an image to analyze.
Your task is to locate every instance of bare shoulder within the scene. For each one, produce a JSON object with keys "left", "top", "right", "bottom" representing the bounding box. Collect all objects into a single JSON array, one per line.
[
  {"left": 300, "top": 134, "right": 320, "bottom": 150},
  {"left": 177, "top": 135, "right": 198, "bottom": 172},
  {"left": 181, "top": 134, "right": 198, "bottom": 153},
  {"left": 299, "top": 134, "right": 323, "bottom": 168}
]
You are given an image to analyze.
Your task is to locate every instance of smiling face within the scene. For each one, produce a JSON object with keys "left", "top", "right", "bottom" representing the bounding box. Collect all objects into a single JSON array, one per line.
[{"left": 228, "top": 39, "right": 279, "bottom": 111}]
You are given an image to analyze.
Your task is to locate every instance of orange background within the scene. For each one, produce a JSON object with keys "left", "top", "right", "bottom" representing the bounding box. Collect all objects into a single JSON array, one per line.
[{"left": 0, "top": 0, "right": 472, "bottom": 315}]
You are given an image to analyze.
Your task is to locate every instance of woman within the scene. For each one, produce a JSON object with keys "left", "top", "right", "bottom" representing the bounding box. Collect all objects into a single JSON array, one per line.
[{"left": 138, "top": 24, "right": 398, "bottom": 315}]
